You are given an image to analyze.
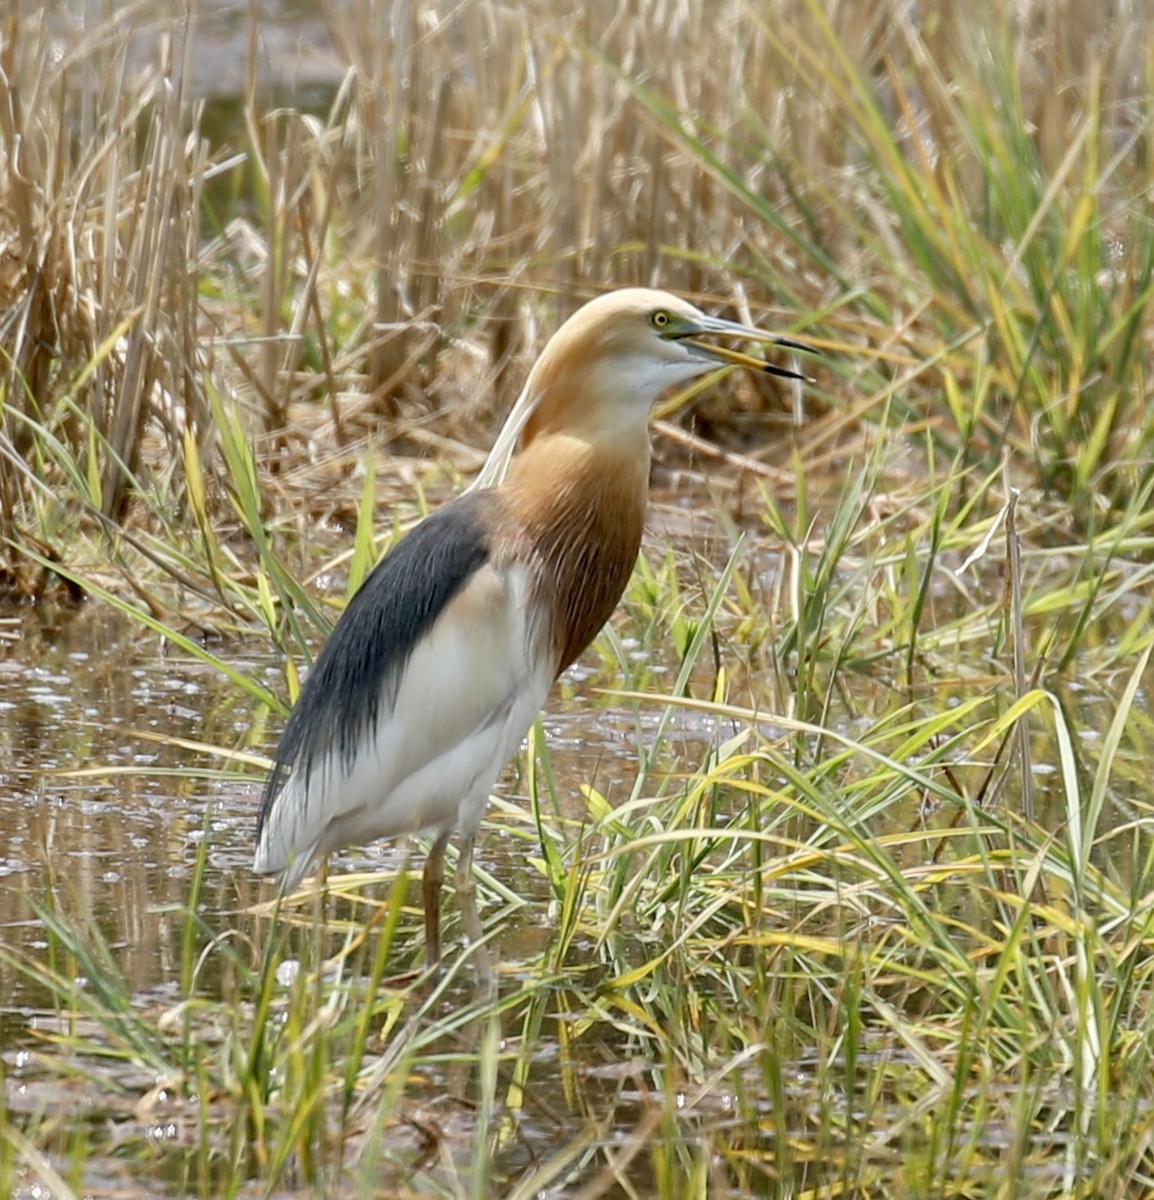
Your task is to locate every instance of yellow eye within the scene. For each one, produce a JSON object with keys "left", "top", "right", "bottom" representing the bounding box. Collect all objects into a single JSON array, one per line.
[{"left": 651, "top": 310, "right": 671, "bottom": 329}]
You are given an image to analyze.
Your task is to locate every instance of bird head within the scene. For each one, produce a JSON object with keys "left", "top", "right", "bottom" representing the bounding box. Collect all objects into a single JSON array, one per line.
[{"left": 472, "top": 288, "right": 814, "bottom": 489}]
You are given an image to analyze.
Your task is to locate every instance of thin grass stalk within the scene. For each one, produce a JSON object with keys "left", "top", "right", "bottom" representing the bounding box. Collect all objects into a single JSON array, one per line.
[
  {"left": 103, "top": 66, "right": 181, "bottom": 516},
  {"left": 367, "top": 0, "right": 412, "bottom": 411},
  {"left": 1004, "top": 483, "right": 1034, "bottom": 822}
]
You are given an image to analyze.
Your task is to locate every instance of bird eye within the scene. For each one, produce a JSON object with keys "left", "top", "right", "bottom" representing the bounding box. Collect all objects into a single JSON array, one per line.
[{"left": 651, "top": 310, "right": 671, "bottom": 329}]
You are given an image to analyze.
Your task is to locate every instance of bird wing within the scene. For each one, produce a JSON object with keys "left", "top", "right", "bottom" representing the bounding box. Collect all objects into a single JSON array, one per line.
[{"left": 254, "top": 491, "right": 551, "bottom": 886}]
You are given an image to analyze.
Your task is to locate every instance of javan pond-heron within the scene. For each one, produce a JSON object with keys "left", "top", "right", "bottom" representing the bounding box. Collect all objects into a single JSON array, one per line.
[{"left": 254, "top": 287, "right": 812, "bottom": 969}]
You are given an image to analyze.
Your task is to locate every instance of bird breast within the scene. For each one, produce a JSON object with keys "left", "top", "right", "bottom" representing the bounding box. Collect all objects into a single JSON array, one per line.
[{"left": 502, "top": 431, "right": 649, "bottom": 673}]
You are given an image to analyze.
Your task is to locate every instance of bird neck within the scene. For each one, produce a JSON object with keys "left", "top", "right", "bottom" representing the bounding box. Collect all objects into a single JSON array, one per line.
[
  {"left": 504, "top": 430, "right": 650, "bottom": 674},
  {"left": 518, "top": 335, "right": 654, "bottom": 450}
]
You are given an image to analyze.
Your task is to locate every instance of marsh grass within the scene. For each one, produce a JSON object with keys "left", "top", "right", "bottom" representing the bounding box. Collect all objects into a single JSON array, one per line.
[{"left": 2, "top": 0, "right": 1154, "bottom": 1196}]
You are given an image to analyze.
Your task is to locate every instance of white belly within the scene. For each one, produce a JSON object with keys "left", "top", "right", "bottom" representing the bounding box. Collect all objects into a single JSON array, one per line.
[{"left": 254, "top": 560, "right": 553, "bottom": 888}]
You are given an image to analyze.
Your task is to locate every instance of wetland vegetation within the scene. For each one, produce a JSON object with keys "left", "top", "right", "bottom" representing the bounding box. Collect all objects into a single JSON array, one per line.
[{"left": 1, "top": 0, "right": 1154, "bottom": 1196}]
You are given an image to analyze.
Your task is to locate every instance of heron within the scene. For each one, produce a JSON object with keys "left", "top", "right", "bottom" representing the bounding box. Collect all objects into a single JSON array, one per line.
[{"left": 254, "top": 287, "right": 812, "bottom": 972}]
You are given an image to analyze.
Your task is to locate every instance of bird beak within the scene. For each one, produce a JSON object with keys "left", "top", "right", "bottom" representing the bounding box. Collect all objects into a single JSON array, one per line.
[{"left": 675, "top": 314, "right": 817, "bottom": 382}]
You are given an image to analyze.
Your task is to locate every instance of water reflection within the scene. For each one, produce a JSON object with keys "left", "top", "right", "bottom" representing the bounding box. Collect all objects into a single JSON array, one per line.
[
  {"left": 0, "top": 608, "right": 267, "bottom": 1005},
  {"left": 0, "top": 602, "right": 681, "bottom": 1010}
]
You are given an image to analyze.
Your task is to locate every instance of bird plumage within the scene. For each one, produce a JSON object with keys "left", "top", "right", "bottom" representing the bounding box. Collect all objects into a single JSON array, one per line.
[
  {"left": 254, "top": 491, "right": 545, "bottom": 889},
  {"left": 254, "top": 287, "right": 812, "bottom": 965}
]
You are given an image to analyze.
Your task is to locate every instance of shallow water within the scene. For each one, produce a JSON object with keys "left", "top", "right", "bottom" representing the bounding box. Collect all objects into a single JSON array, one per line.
[
  {"left": 0, "top": 519, "right": 1138, "bottom": 1012},
  {"left": 0, "top": 585, "right": 729, "bottom": 998},
  {"left": 0, "top": 572, "right": 728, "bottom": 993},
  {"left": 0, "top": 575, "right": 735, "bottom": 1196},
  {"left": 0, "top": 610, "right": 252, "bottom": 1001}
]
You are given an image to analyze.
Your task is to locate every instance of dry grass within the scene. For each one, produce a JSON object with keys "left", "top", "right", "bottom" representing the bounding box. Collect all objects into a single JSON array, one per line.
[{"left": 2, "top": 0, "right": 1150, "bottom": 602}]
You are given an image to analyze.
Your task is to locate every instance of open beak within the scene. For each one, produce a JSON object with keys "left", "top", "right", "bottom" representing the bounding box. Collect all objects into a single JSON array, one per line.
[{"left": 675, "top": 314, "right": 818, "bottom": 382}]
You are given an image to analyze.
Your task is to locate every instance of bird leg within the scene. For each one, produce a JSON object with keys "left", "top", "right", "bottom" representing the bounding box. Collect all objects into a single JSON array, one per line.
[
  {"left": 423, "top": 829, "right": 451, "bottom": 970},
  {"left": 454, "top": 834, "right": 481, "bottom": 945},
  {"left": 455, "top": 833, "right": 496, "bottom": 997}
]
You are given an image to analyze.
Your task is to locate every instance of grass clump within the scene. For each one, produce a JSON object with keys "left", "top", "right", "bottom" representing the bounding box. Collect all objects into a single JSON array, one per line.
[{"left": 1, "top": 1, "right": 1153, "bottom": 1197}]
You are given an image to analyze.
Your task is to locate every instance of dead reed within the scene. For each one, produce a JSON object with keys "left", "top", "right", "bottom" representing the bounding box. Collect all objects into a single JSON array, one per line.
[{"left": 2, "top": 0, "right": 1149, "bottom": 605}]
